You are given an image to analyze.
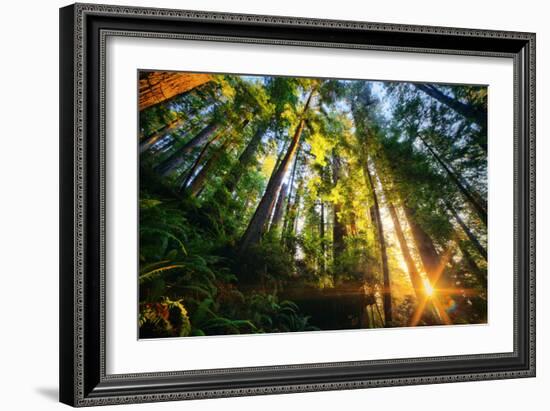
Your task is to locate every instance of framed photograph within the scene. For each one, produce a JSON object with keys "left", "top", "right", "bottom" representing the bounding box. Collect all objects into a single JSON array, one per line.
[{"left": 59, "top": 3, "right": 535, "bottom": 407}]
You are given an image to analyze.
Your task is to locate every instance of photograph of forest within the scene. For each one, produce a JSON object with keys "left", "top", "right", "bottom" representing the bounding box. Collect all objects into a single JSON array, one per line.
[{"left": 138, "top": 70, "right": 488, "bottom": 339}]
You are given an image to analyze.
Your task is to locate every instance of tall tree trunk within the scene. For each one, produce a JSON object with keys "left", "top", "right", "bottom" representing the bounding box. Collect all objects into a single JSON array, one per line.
[
  {"left": 332, "top": 153, "right": 346, "bottom": 259},
  {"left": 270, "top": 183, "right": 288, "bottom": 231},
  {"left": 155, "top": 122, "right": 220, "bottom": 177},
  {"left": 349, "top": 213, "right": 358, "bottom": 236},
  {"left": 240, "top": 89, "right": 315, "bottom": 252},
  {"left": 333, "top": 202, "right": 346, "bottom": 258},
  {"left": 222, "top": 123, "right": 266, "bottom": 194},
  {"left": 140, "top": 117, "right": 185, "bottom": 153},
  {"left": 139, "top": 72, "right": 212, "bottom": 111},
  {"left": 403, "top": 206, "right": 442, "bottom": 285},
  {"left": 184, "top": 119, "right": 250, "bottom": 196},
  {"left": 186, "top": 139, "right": 231, "bottom": 197},
  {"left": 447, "top": 204, "right": 487, "bottom": 260},
  {"left": 388, "top": 202, "right": 442, "bottom": 325},
  {"left": 283, "top": 175, "right": 304, "bottom": 252},
  {"left": 179, "top": 132, "right": 223, "bottom": 191},
  {"left": 363, "top": 159, "right": 392, "bottom": 325},
  {"left": 414, "top": 84, "right": 487, "bottom": 132},
  {"left": 282, "top": 146, "right": 302, "bottom": 237},
  {"left": 403, "top": 205, "right": 452, "bottom": 325},
  {"left": 320, "top": 201, "right": 326, "bottom": 271},
  {"left": 140, "top": 95, "right": 217, "bottom": 153},
  {"left": 373, "top": 151, "right": 444, "bottom": 325},
  {"left": 283, "top": 194, "right": 300, "bottom": 248},
  {"left": 373, "top": 156, "right": 422, "bottom": 294},
  {"left": 387, "top": 203, "right": 424, "bottom": 296},
  {"left": 417, "top": 133, "right": 487, "bottom": 226}
]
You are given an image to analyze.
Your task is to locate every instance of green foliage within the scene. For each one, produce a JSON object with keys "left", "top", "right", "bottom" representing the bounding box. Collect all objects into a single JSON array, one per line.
[
  {"left": 139, "top": 298, "right": 191, "bottom": 338},
  {"left": 245, "top": 294, "right": 319, "bottom": 333},
  {"left": 138, "top": 180, "right": 316, "bottom": 337},
  {"left": 236, "top": 233, "right": 296, "bottom": 287}
]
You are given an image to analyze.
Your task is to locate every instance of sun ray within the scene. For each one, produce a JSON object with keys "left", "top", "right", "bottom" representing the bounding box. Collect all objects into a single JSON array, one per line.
[{"left": 409, "top": 244, "right": 456, "bottom": 326}]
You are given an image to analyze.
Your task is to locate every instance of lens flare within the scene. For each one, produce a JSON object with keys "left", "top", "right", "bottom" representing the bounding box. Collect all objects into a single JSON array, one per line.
[{"left": 422, "top": 278, "right": 435, "bottom": 297}]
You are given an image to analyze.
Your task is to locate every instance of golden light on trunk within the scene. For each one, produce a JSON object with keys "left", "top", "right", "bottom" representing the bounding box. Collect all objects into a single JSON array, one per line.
[{"left": 139, "top": 72, "right": 212, "bottom": 111}]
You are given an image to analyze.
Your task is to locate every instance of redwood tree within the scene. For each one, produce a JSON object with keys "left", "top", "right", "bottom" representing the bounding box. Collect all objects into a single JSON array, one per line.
[
  {"left": 363, "top": 159, "right": 392, "bottom": 325},
  {"left": 239, "top": 88, "right": 315, "bottom": 252},
  {"left": 139, "top": 72, "right": 212, "bottom": 111},
  {"left": 155, "top": 122, "right": 221, "bottom": 177}
]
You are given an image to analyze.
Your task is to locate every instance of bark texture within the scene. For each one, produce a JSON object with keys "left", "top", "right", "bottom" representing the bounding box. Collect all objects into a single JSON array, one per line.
[
  {"left": 139, "top": 72, "right": 212, "bottom": 111},
  {"left": 187, "top": 139, "right": 231, "bottom": 197},
  {"left": 270, "top": 183, "right": 288, "bottom": 230},
  {"left": 140, "top": 118, "right": 185, "bottom": 154},
  {"left": 223, "top": 124, "right": 266, "bottom": 194},
  {"left": 403, "top": 206, "right": 442, "bottom": 285},
  {"left": 240, "top": 89, "right": 315, "bottom": 251},
  {"left": 363, "top": 160, "right": 392, "bottom": 325},
  {"left": 332, "top": 154, "right": 346, "bottom": 259},
  {"left": 179, "top": 132, "right": 223, "bottom": 191},
  {"left": 156, "top": 122, "right": 220, "bottom": 177},
  {"left": 388, "top": 203, "right": 423, "bottom": 297}
]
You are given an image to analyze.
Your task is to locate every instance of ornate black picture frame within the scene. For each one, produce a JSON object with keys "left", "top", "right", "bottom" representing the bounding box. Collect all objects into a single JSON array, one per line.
[{"left": 59, "top": 3, "right": 535, "bottom": 407}]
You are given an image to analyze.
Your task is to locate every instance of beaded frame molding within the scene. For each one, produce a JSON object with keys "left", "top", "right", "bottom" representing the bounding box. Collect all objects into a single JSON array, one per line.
[{"left": 59, "top": 3, "right": 535, "bottom": 407}]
